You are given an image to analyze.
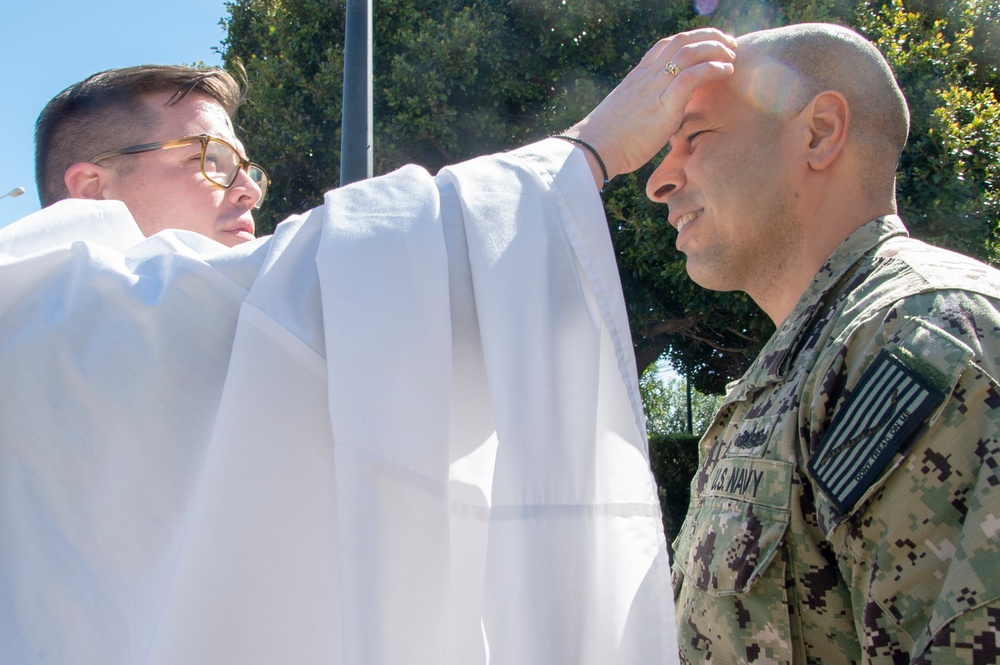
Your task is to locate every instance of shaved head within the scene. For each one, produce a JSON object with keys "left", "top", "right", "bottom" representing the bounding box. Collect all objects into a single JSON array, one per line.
[{"left": 736, "top": 23, "right": 909, "bottom": 194}]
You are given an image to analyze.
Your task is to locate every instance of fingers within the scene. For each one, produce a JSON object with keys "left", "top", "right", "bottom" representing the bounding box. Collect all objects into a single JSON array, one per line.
[
  {"left": 661, "top": 40, "right": 737, "bottom": 76},
  {"left": 646, "top": 32, "right": 737, "bottom": 87},
  {"left": 656, "top": 46, "right": 736, "bottom": 116},
  {"left": 640, "top": 28, "right": 737, "bottom": 70},
  {"left": 569, "top": 29, "right": 736, "bottom": 180}
]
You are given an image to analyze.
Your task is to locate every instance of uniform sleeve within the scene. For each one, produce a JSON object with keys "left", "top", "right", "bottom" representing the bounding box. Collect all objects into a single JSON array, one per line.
[
  {"left": 806, "top": 289, "right": 1000, "bottom": 662},
  {"left": 914, "top": 601, "right": 1000, "bottom": 663}
]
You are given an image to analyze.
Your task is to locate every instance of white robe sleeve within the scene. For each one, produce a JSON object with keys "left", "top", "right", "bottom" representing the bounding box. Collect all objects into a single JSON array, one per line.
[
  {"left": 0, "top": 140, "right": 675, "bottom": 665},
  {"left": 445, "top": 139, "right": 676, "bottom": 662},
  {"left": 0, "top": 201, "right": 269, "bottom": 665}
]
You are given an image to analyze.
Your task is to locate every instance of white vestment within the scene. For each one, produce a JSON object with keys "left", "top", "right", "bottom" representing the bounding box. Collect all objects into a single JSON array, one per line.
[{"left": 0, "top": 140, "right": 676, "bottom": 664}]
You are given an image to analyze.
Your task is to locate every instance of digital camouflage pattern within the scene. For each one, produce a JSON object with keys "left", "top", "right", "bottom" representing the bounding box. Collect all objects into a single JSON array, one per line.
[{"left": 672, "top": 216, "right": 1000, "bottom": 663}]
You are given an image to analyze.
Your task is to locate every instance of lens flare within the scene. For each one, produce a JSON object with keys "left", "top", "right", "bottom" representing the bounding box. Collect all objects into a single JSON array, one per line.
[{"left": 694, "top": 0, "right": 718, "bottom": 16}]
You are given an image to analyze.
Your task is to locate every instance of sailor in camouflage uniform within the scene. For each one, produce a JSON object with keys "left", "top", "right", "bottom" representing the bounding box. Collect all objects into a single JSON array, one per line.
[{"left": 645, "top": 23, "right": 1000, "bottom": 663}]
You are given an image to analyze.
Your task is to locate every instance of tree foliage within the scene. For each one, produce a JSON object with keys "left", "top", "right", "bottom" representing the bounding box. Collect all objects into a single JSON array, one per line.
[
  {"left": 640, "top": 365, "right": 724, "bottom": 437},
  {"left": 862, "top": 0, "right": 1000, "bottom": 261},
  {"left": 222, "top": 0, "right": 1000, "bottom": 395},
  {"left": 647, "top": 431, "right": 701, "bottom": 554}
]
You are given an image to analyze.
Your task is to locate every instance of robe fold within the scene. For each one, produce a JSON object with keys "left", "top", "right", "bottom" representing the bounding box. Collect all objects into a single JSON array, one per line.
[{"left": 0, "top": 139, "right": 675, "bottom": 664}]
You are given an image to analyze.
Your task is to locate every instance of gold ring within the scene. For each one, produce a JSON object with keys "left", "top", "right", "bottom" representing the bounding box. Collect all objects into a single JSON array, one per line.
[{"left": 664, "top": 61, "right": 680, "bottom": 77}]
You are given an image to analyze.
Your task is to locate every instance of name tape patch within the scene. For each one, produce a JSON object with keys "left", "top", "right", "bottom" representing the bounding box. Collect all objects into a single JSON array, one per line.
[
  {"left": 706, "top": 457, "right": 792, "bottom": 510},
  {"left": 808, "top": 350, "right": 945, "bottom": 513}
]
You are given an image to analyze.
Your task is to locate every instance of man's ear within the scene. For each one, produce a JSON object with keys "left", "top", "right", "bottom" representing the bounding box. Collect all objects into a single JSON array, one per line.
[
  {"left": 64, "top": 162, "right": 112, "bottom": 200},
  {"left": 800, "top": 90, "right": 849, "bottom": 171}
]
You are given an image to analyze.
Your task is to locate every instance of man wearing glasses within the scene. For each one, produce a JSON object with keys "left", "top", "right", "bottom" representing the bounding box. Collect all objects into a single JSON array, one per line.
[
  {"left": 0, "top": 32, "right": 736, "bottom": 665},
  {"left": 34, "top": 65, "right": 267, "bottom": 247}
]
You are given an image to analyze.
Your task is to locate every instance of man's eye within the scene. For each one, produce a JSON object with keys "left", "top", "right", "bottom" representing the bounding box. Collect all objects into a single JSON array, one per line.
[{"left": 688, "top": 130, "right": 707, "bottom": 144}]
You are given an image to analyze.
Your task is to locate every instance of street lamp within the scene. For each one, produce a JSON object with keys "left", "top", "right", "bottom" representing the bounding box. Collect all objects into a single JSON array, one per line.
[{"left": 1, "top": 186, "right": 25, "bottom": 200}]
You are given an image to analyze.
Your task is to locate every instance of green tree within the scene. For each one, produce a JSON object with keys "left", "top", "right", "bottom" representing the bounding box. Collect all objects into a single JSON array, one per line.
[
  {"left": 647, "top": 431, "right": 700, "bottom": 555},
  {"left": 640, "top": 367, "right": 720, "bottom": 551},
  {"left": 221, "top": 0, "right": 1000, "bottom": 395},
  {"left": 640, "top": 364, "right": 724, "bottom": 436},
  {"left": 867, "top": 0, "right": 1000, "bottom": 262}
]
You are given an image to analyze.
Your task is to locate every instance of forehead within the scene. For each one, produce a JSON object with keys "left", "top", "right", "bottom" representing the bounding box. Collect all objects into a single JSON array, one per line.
[
  {"left": 143, "top": 92, "right": 240, "bottom": 146},
  {"left": 680, "top": 77, "right": 749, "bottom": 130},
  {"left": 682, "top": 60, "right": 797, "bottom": 128}
]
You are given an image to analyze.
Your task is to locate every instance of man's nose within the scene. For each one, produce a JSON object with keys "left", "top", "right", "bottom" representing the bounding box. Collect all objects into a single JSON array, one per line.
[
  {"left": 229, "top": 167, "right": 264, "bottom": 209},
  {"left": 645, "top": 153, "right": 685, "bottom": 203}
]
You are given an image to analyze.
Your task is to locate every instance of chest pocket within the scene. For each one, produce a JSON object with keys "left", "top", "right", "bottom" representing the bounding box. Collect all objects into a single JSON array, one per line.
[{"left": 673, "top": 457, "right": 792, "bottom": 595}]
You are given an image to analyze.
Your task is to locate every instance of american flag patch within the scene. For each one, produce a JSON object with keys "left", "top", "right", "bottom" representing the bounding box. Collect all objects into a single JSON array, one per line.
[{"left": 808, "top": 350, "right": 945, "bottom": 513}]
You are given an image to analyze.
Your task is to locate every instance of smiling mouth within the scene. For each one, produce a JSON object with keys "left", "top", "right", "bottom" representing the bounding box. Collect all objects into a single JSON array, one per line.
[{"left": 675, "top": 210, "right": 701, "bottom": 233}]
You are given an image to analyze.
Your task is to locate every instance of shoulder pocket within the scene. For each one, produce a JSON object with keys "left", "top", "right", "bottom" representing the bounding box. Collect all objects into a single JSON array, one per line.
[
  {"left": 673, "top": 458, "right": 792, "bottom": 596},
  {"left": 809, "top": 318, "right": 972, "bottom": 523}
]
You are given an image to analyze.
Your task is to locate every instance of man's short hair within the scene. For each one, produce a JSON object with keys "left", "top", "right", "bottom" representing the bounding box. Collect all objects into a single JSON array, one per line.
[
  {"left": 35, "top": 65, "right": 246, "bottom": 207},
  {"left": 738, "top": 23, "right": 910, "bottom": 189}
]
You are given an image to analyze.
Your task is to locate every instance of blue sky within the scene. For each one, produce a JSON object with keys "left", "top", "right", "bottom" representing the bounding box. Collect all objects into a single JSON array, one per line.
[{"left": 0, "top": 0, "right": 231, "bottom": 228}]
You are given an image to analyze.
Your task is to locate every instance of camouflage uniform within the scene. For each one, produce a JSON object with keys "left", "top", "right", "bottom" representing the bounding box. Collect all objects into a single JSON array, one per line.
[{"left": 672, "top": 216, "right": 1000, "bottom": 663}]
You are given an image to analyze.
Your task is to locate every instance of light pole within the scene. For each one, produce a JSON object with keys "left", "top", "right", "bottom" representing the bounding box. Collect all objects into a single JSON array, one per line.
[
  {"left": 0, "top": 186, "right": 25, "bottom": 200},
  {"left": 340, "top": 0, "right": 373, "bottom": 186}
]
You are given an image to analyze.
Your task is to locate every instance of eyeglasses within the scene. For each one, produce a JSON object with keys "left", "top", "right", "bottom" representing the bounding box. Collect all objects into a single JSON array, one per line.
[{"left": 92, "top": 134, "right": 270, "bottom": 209}]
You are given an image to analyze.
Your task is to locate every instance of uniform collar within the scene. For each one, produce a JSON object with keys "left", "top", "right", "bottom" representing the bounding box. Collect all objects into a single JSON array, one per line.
[{"left": 729, "top": 216, "right": 909, "bottom": 398}]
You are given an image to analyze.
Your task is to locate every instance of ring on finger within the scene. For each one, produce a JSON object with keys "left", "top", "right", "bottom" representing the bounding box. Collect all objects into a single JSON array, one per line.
[{"left": 663, "top": 61, "right": 680, "bottom": 77}]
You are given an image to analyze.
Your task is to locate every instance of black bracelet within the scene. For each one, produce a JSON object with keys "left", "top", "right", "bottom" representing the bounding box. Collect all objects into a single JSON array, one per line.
[{"left": 551, "top": 135, "right": 609, "bottom": 194}]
